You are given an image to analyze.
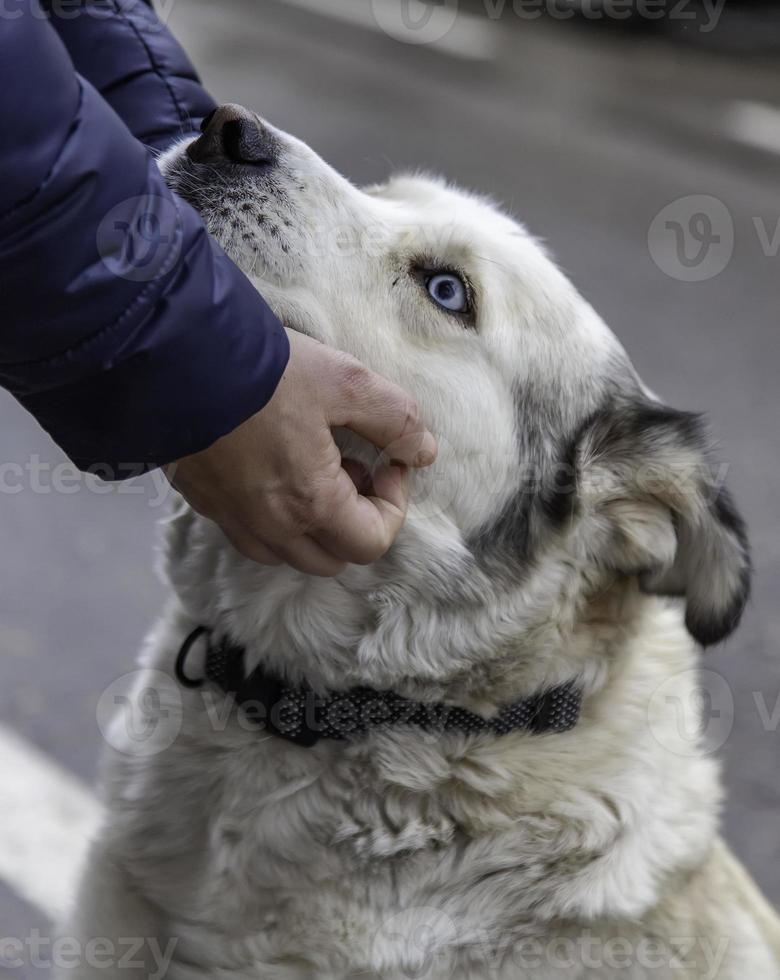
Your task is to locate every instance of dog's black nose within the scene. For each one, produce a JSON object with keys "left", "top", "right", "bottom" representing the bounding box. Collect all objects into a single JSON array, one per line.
[{"left": 187, "top": 104, "right": 277, "bottom": 167}]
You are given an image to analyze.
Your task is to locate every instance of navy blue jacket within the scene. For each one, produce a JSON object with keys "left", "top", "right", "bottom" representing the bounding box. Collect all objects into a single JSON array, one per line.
[{"left": 0, "top": 0, "right": 289, "bottom": 474}]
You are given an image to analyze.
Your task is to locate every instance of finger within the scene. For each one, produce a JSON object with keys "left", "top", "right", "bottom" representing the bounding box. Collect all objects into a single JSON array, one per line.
[
  {"left": 311, "top": 463, "right": 408, "bottom": 564},
  {"left": 341, "top": 457, "right": 373, "bottom": 494},
  {"left": 220, "top": 525, "right": 284, "bottom": 566},
  {"left": 271, "top": 533, "right": 349, "bottom": 578},
  {"left": 378, "top": 430, "right": 439, "bottom": 470},
  {"left": 329, "top": 361, "right": 437, "bottom": 468},
  {"left": 225, "top": 520, "right": 348, "bottom": 577}
]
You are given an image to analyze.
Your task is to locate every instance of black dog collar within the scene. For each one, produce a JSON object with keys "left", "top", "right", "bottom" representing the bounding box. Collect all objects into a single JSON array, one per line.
[{"left": 175, "top": 626, "right": 582, "bottom": 748}]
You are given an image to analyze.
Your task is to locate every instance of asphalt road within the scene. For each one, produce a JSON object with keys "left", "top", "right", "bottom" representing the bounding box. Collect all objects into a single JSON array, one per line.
[{"left": 1, "top": 0, "right": 779, "bottom": 959}]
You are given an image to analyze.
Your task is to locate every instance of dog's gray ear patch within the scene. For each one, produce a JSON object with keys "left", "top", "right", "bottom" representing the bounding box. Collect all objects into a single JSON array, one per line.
[
  {"left": 578, "top": 400, "right": 751, "bottom": 647},
  {"left": 643, "top": 485, "right": 751, "bottom": 647}
]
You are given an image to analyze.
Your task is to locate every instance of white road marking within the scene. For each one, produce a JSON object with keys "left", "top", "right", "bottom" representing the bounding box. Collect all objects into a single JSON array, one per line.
[
  {"left": 724, "top": 100, "right": 780, "bottom": 156},
  {"left": 0, "top": 725, "right": 102, "bottom": 921},
  {"left": 268, "top": 0, "right": 497, "bottom": 61}
]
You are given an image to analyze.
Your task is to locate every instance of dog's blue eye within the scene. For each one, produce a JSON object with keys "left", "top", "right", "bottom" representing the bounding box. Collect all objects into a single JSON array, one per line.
[{"left": 426, "top": 273, "right": 468, "bottom": 313}]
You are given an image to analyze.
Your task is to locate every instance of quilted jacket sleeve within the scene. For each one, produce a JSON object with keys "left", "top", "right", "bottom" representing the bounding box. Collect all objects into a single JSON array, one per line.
[
  {"left": 42, "top": 0, "right": 216, "bottom": 151},
  {"left": 0, "top": 1, "right": 290, "bottom": 475}
]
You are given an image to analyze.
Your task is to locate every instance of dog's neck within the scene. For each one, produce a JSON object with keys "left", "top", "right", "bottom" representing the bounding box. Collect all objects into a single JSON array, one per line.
[{"left": 165, "top": 506, "right": 643, "bottom": 711}]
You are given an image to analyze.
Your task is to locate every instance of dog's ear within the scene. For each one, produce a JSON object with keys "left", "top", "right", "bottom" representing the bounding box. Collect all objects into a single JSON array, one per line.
[{"left": 575, "top": 400, "right": 751, "bottom": 646}]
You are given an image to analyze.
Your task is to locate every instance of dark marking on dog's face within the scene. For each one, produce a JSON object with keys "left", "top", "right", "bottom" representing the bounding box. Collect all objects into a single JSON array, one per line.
[{"left": 469, "top": 385, "right": 750, "bottom": 647}]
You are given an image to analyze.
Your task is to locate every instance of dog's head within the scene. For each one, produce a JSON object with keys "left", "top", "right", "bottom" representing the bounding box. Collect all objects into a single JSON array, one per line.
[{"left": 161, "top": 106, "right": 749, "bottom": 685}]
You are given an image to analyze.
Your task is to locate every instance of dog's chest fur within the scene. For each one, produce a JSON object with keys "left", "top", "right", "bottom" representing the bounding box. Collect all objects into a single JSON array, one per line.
[{"left": 98, "top": 596, "right": 767, "bottom": 980}]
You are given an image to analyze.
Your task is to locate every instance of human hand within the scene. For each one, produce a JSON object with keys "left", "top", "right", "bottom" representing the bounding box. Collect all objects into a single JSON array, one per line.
[{"left": 166, "top": 329, "right": 437, "bottom": 576}]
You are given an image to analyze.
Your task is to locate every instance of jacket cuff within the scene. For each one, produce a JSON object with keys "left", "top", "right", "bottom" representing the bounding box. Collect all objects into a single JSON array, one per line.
[{"left": 15, "top": 244, "right": 290, "bottom": 476}]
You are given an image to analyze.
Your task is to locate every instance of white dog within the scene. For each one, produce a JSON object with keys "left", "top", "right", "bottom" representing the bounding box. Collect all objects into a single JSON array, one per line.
[{"left": 60, "top": 106, "right": 779, "bottom": 979}]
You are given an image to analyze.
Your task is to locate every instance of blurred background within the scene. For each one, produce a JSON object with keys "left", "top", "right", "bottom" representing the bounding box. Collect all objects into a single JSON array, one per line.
[{"left": 2, "top": 0, "right": 779, "bottom": 966}]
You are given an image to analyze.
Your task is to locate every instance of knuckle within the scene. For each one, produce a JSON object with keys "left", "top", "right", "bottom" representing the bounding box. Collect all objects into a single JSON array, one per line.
[
  {"left": 283, "top": 479, "right": 336, "bottom": 531},
  {"left": 308, "top": 496, "right": 335, "bottom": 529},
  {"left": 401, "top": 394, "right": 422, "bottom": 434},
  {"left": 283, "top": 500, "right": 316, "bottom": 534},
  {"left": 337, "top": 354, "right": 372, "bottom": 396},
  {"left": 338, "top": 356, "right": 422, "bottom": 436},
  {"left": 262, "top": 490, "right": 308, "bottom": 535}
]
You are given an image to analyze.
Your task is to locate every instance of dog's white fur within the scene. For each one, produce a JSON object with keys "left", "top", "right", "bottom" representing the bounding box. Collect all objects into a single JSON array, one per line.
[{"left": 59, "top": 116, "right": 779, "bottom": 979}]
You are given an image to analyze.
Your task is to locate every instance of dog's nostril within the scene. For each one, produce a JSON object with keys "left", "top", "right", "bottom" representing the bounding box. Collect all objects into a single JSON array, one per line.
[
  {"left": 220, "top": 118, "right": 275, "bottom": 166},
  {"left": 199, "top": 108, "right": 217, "bottom": 134}
]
